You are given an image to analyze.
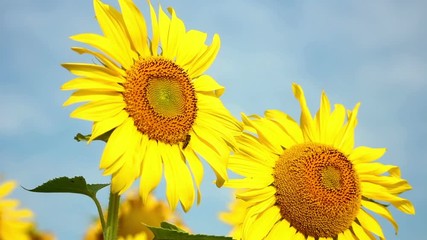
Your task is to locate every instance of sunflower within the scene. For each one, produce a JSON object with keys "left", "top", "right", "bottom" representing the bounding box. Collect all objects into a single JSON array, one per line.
[
  {"left": 84, "top": 191, "right": 189, "bottom": 240},
  {"left": 0, "top": 180, "right": 34, "bottom": 240},
  {"left": 61, "top": 0, "right": 241, "bottom": 211},
  {"left": 224, "top": 83, "right": 415, "bottom": 239}
]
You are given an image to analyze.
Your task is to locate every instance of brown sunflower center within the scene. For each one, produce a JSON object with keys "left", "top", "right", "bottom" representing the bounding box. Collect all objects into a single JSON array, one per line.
[
  {"left": 123, "top": 57, "right": 197, "bottom": 144},
  {"left": 273, "top": 143, "right": 361, "bottom": 238}
]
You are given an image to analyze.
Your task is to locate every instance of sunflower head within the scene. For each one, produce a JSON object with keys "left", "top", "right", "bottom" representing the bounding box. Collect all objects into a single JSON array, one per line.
[
  {"left": 224, "top": 83, "right": 415, "bottom": 239},
  {"left": 62, "top": 0, "right": 241, "bottom": 211}
]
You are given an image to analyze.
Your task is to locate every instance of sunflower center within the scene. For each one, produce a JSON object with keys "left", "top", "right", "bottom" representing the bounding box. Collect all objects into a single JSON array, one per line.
[
  {"left": 321, "top": 166, "right": 341, "bottom": 189},
  {"left": 146, "top": 79, "right": 185, "bottom": 117},
  {"left": 273, "top": 143, "right": 361, "bottom": 238},
  {"left": 123, "top": 57, "right": 197, "bottom": 144}
]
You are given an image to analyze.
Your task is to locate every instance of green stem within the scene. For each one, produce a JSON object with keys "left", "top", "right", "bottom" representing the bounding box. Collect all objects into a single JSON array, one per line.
[
  {"left": 104, "top": 188, "right": 120, "bottom": 240},
  {"left": 91, "top": 196, "right": 106, "bottom": 233}
]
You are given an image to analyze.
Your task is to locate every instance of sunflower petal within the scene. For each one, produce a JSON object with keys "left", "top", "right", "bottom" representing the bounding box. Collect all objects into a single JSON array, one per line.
[
  {"left": 362, "top": 199, "right": 398, "bottom": 234},
  {"left": 90, "top": 110, "right": 128, "bottom": 142},
  {"left": 93, "top": 0, "right": 136, "bottom": 66},
  {"left": 118, "top": 0, "right": 150, "bottom": 56},
  {"left": 70, "top": 99, "right": 125, "bottom": 121},
  {"left": 357, "top": 209, "right": 385, "bottom": 239},
  {"left": 183, "top": 148, "right": 204, "bottom": 204},
  {"left": 349, "top": 146, "right": 386, "bottom": 164},
  {"left": 292, "top": 83, "right": 317, "bottom": 142},
  {"left": 140, "top": 138, "right": 162, "bottom": 203},
  {"left": 193, "top": 75, "right": 225, "bottom": 97},
  {"left": 70, "top": 33, "right": 131, "bottom": 68},
  {"left": 247, "top": 206, "right": 281, "bottom": 240},
  {"left": 187, "top": 34, "right": 220, "bottom": 78},
  {"left": 61, "top": 78, "right": 124, "bottom": 92},
  {"left": 71, "top": 47, "right": 125, "bottom": 76},
  {"left": 191, "top": 132, "right": 227, "bottom": 187},
  {"left": 63, "top": 90, "right": 122, "bottom": 106}
]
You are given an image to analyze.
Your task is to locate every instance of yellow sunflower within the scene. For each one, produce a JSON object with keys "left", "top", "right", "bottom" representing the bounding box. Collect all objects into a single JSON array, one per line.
[
  {"left": 84, "top": 191, "right": 189, "bottom": 240},
  {"left": 61, "top": 0, "right": 241, "bottom": 211},
  {"left": 224, "top": 83, "right": 415, "bottom": 239},
  {"left": 0, "top": 180, "right": 34, "bottom": 240}
]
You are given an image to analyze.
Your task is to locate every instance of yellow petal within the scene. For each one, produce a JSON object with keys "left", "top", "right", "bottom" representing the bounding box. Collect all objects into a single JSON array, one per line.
[
  {"left": 89, "top": 110, "right": 128, "bottom": 142},
  {"left": 187, "top": 34, "right": 220, "bottom": 78},
  {"left": 70, "top": 99, "right": 125, "bottom": 121},
  {"left": 183, "top": 147, "right": 204, "bottom": 204},
  {"left": 349, "top": 146, "right": 386, "bottom": 164},
  {"left": 355, "top": 162, "right": 399, "bottom": 176},
  {"left": 315, "top": 90, "right": 331, "bottom": 143},
  {"left": 193, "top": 75, "right": 225, "bottom": 97},
  {"left": 61, "top": 77, "right": 124, "bottom": 92},
  {"left": 361, "top": 182, "right": 415, "bottom": 214},
  {"left": 171, "top": 144, "right": 195, "bottom": 212},
  {"left": 335, "top": 103, "right": 360, "bottom": 154},
  {"left": 162, "top": 7, "right": 185, "bottom": 59},
  {"left": 228, "top": 155, "right": 273, "bottom": 177},
  {"left": 362, "top": 199, "right": 398, "bottom": 234},
  {"left": 224, "top": 177, "right": 273, "bottom": 189},
  {"left": 357, "top": 209, "right": 385, "bottom": 239},
  {"left": 148, "top": 2, "right": 159, "bottom": 56},
  {"left": 351, "top": 222, "right": 371, "bottom": 240},
  {"left": 176, "top": 30, "right": 207, "bottom": 69},
  {"left": 264, "top": 110, "right": 304, "bottom": 145},
  {"left": 236, "top": 186, "right": 276, "bottom": 204},
  {"left": 100, "top": 118, "right": 134, "bottom": 170},
  {"left": 118, "top": 0, "right": 150, "bottom": 56},
  {"left": 191, "top": 132, "right": 227, "bottom": 187},
  {"left": 247, "top": 206, "right": 281, "bottom": 240},
  {"left": 160, "top": 143, "right": 179, "bottom": 210},
  {"left": 70, "top": 33, "right": 131, "bottom": 69},
  {"left": 140, "top": 137, "right": 162, "bottom": 203},
  {"left": 292, "top": 83, "right": 317, "bottom": 142},
  {"left": 62, "top": 63, "right": 122, "bottom": 80},
  {"left": 241, "top": 114, "right": 284, "bottom": 154},
  {"left": 71, "top": 47, "right": 125, "bottom": 76},
  {"left": 93, "top": 0, "right": 136, "bottom": 66},
  {"left": 0, "top": 181, "right": 16, "bottom": 198},
  {"left": 63, "top": 90, "right": 122, "bottom": 106}
]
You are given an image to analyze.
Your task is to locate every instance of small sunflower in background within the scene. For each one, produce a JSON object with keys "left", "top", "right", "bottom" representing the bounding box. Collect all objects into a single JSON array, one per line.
[
  {"left": 0, "top": 180, "right": 33, "bottom": 240},
  {"left": 224, "top": 83, "right": 415, "bottom": 239},
  {"left": 62, "top": 0, "right": 241, "bottom": 211},
  {"left": 84, "top": 191, "right": 189, "bottom": 240},
  {"left": 219, "top": 193, "right": 248, "bottom": 240}
]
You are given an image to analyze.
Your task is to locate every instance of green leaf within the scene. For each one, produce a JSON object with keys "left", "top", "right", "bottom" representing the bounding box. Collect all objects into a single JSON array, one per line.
[
  {"left": 24, "top": 176, "right": 109, "bottom": 198},
  {"left": 74, "top": 129, "right": 113, "bottom": 143},
  {"left": 148, "top": 222, "right": 232, "bottom": 240}
]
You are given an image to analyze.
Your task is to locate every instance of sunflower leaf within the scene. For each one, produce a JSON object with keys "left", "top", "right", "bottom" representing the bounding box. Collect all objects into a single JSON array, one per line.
[
  {"left": 23, "top": 176, "right": 109, "bottom": 199},
  {"left": 148, "top": 222, "right": 232, "bottom": 240}
]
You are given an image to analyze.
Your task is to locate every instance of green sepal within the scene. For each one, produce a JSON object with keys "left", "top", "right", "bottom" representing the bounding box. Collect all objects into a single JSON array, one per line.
[
  {"left": 147, "top": 222, "right": 232, "bottom": 240},
  {"left": 24, "top": 176, "right": 109, "bottom": 198},
  {"left": 74, "top": 129, "right": 114, "bottom": 143}
]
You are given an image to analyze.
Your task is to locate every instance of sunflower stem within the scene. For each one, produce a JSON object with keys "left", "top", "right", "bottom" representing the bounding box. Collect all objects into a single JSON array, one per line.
[{"left": 104, "top": 187, "right": 120, "bottom": 240}]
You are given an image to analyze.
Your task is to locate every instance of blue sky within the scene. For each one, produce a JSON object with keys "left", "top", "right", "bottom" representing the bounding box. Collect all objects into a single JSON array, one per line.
[{"left": 1, "top": 0, "right": 426, "bottom": 239}]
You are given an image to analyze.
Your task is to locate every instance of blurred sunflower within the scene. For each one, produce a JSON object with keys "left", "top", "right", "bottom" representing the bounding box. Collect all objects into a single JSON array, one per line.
[
  {"left": 219, "top": 194, "right": 247, "bottom": 240},
  {"left": 0, "top": 180, "right": 33, "bottom": 240},
  {"left": 224, "top": 83, "right": 415, "bottom": 239},
  {"left": 84, "top": 191, "right": 188, "bottom": 240},
  {"left": 62, "top": 0, "right": 241, "bottom": 211}
]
